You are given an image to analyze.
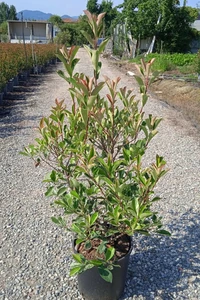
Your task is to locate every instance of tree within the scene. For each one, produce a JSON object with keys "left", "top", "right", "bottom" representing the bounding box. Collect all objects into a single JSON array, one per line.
[
  {"left": 52, "top": 17, "right": 90, "bottom": 46},
  {"left": 59, "top": 19, "right": 90, "bottom": 46},
  {"left": 0, "top": 2, "right": 9, "bottom": 22},
  {"left": 0, "top": 20, "right": 8, "bottom": 41},
  {"left": 0, "top": 2, "right": 17, "bottom": 23},
  {"left": 48, "top": 15, "right": 64, "bottom": 28},
  {"left": 54, "top": 30, "right": 71, "bottom": 45},
  {"left": 87, "top": 0, "right": 99, "bottom": 14},
  {"left": 157, "top": 3, "right": 198, "bottom": 52},
  {"left": 119, "top": 0, "right": 198, "bottom": 53},
  {"left": 0, "top": 2, "right": 17, "bottom": 42},
  {"left": 8, "top": 4, "right": 17, "bottom": 20},
  {"left": 0, "top": 20, "right": 7, "bottom": 33},
  {"left": 60, "top": 23, "right": 78, "bottom": 45},
  {"left": 120, "top": 0, "right": 179, "bottom": 39},
  {"left": 99, "top": 0, "right": 118, "bottom": 36}
]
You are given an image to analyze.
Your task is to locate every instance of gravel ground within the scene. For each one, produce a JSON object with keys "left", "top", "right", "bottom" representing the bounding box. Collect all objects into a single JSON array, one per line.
[{"left": 0, "top": 48, "right": 200, "bottom": 300}]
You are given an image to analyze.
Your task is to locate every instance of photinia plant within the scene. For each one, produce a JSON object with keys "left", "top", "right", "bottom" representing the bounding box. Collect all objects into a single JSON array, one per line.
[
  {"left": 0, "top": 44, "right": 58, "bottom": 84},
  {"left": 21, "top": 10, "right": 170, "bottom": 283}
]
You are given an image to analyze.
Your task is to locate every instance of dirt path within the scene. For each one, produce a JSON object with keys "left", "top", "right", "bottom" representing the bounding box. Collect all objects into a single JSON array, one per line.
[
  {"left": 108, "top": 59, "right": 200, "bottom": 131},
  {"left": 1, "top": 48, "right": 199, "bottom": 300}
]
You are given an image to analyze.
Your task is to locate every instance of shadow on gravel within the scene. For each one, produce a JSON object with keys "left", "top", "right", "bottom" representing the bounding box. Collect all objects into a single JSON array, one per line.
[
  {"left": 0, "top": 82, "right": 43, "bottom": 138},
  {"left": 121, "top": 209, "right": 200, "bottom": 299},
  {"left": 0, "top": 68, "right": 58, "bottom": 138},
  {"left": 0, "top": 113, "right": 43, "bottom": 139}
]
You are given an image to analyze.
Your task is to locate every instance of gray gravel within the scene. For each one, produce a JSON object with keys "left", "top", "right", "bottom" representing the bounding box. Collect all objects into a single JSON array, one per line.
[{"left": 0, "top": 49, "right": 200, "bottom": 300}]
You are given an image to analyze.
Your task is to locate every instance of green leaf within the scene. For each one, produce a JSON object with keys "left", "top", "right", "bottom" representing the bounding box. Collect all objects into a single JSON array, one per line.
[
  {"left": 76, "top": 238, "right": 85, "bottom": 245},
  {"left": 81, "top": 31, "right": 94, "bottom": 47},
  {"left": 45, "top": 186, "right": 55, "bottom": 197},
  {"left": 84, "top": 44, "right": 93, "bottom": 58},
  {"left": 86, "top": 186, "right": 98, "bottom": 196},
  {"left": 101, "top": 177, "right": 113, "bottom": 187},
  {"left": 88, "top": 95, "right": 96, "bottom": 109},
  {"left": 139, "top": 174, "right": 147, "bottom": 185},
  {"left": 71, "top": 58, "right": 80, "bottom": 70},
  {"left": 50, "top": 114, "right": 58, "bottom": 122},
  {"left": 19, "top": 150, "right": 30, "bottom": 157},
  {"left": 132, "top": 198, "right": 140, "bottom": 216},
  {"left": 71, "top": 223, "right": 82, "bottom": 234},
  {"left": 91, "top": 82, "right": 105, "bottom": 96},
  {"left": 113, "top": 205, "right": 120, "bottom": 222},
  {"left": 108, "top": 110, "right": 113, "bottom": 126},
  {"left": 113, "top": 160, "right": 125, "bottom": 172},
  {"left": 105, "top": 247, "right": 115, "bottom": 261},
  {"left": 156, "top": 230, "right": 171, "bottom": 236},
  {"left": 90, "top": 259, "right": 103, "bottom": 266},
  {"left": 91, "top": 50, "right": 99, "bottom": 72},
  {"left": 156, "top": 155, "right": 166, "bottom": 167},
  {"left": 43, "top": 172, "right": 52, "bottom": 182},
  {"left": 139, "top": 211, "right": 153, "bottom": 218},
  {"left": 151, "top": 196, "right": 161, "bottom": 202},
  {"left": 73, "top": 254, "right": 84, "bottom": 263},
  {"left": 123, "top": 148, "right": 130, "bottom": 161},
  {"left": 69, "top": 46, "right": 79, "bottom": 61},
  {"left": 70, "top": 266, "right": 82, "bottom": 276},
  {"left": 134, "top": 75, "right": 144, "bottom": 87},
  {"left": 80, "top": 108, "right": 88, "bottom": 125},
  {"left": 57, "top": 69, "right": 69, "bottom": 81},
  {"left": 50, "top": 170, "right": 57, "bottom": 182},
  {"left": 88, "top": 145, "right": 95, "bottom": 161},
  {"left": 98, "top": 38, "right": 110, "bottom": 54},
  {"left": 57, "top": 187, "right": 67, "bottom": 196},
  {"left": 70, "top": 190, "right": 80, "bottom": 198},
  {"left": 61, "top": 63, "right": 72, "bottom": 78},
  {"left": 68, "top": 78, "right": 85, "bottom": 93},
  {"left": 141, "top": 124, "right": 149, "bottom": 139},
  {"left": 142, "top": 94, "right": 148, "bottom": 107},
  {"left": 90, "top": 212, "right": 98, "bottom": 226},
  {"left": 85, "top": 240, "right": 92, "bottom": 250},
  {"left": 56, "top": 53, "right": 72, "bottom": 77},
  {"left": 51, "top": 217, "right": 60, "bottom": 224},
  {"left": 84, "top": 263, "right": 95, "bottom": 271},
  {"left": 97, "top": 241, "right": 106, "bottom": 254},
  {"left": 98, "top": 267, "right": 113, "bottom": 283},
  {"left": 97, "top": 157, "right": 109, "bottom": 169},
  {"left": 51, "top": 216, "right": 65, "bottom": 226}
]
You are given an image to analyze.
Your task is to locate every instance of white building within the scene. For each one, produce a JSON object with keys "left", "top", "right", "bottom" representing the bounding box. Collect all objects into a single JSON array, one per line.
[
  {"left": 7, "top": 20, "right": 54, "bottom": 44},
  {"left": 191, "top": 14, "right": 200, "bottom": 31},
  {"left": 191, "top": 14, "right": 200, "bottom": 53}
]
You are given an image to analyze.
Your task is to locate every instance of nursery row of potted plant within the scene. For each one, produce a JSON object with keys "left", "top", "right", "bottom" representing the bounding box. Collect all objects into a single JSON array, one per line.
[
  {"left": 0, "top": 58, "right": 58, "bottom": 105},
  {"left": 21, "top": 11, "right": 171, "bottom": 300},
  {"left": 0, "top": 43, "right": 58, "bottom": 95}
]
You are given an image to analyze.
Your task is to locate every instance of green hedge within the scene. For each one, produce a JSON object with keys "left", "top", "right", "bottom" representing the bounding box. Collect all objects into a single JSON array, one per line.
[{"left": 130, "top": 53, "right": 198, "bottom": 73}]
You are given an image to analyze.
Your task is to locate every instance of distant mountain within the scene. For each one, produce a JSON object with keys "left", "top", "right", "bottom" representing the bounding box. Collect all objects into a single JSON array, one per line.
[
  {"left": 16, "top": 10, "right": 78, "bottom": 21},
  {"left": 62, "top": 15, "right": 78, "bottom": 20}
]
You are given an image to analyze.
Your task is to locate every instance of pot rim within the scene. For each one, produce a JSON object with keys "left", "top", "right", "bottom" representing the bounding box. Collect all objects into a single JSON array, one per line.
[{"left": 73, "top": 234, "right": 133, "bottom": 262}]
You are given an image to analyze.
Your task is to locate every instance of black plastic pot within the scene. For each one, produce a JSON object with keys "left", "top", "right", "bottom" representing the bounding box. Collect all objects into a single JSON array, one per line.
[
  {"left": 0, "top": 92, "right": 3, "bottom": 105},
  {"left": 74, "top": 236, "right": 133, "bottom": 300}
]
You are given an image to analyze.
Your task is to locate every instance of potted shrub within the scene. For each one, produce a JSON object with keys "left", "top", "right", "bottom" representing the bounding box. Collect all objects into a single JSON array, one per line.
[{"left": 21, "top": 11, "right": 170, "bottom": 300}]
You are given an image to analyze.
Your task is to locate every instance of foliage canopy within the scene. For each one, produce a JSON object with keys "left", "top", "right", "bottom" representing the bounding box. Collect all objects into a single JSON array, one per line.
[
  {"left": 119, "top": 0, "right": 199, "bottom": 52},
  {"left": 0, "top": 2, "right": 17, "bottom": 23}
]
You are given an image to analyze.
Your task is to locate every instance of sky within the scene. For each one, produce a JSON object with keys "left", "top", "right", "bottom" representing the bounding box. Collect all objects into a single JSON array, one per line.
[{"left": 4, "top": 0, "right": 199, "bottom": 17}]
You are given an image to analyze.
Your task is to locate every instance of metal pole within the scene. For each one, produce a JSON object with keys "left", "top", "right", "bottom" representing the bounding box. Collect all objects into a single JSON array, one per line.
[
  {"left": 21, "top": 12, "right": 28, "bottom": 68},
  {"left": 30, "top": 25, "right": 35, "bottom": 68}
]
